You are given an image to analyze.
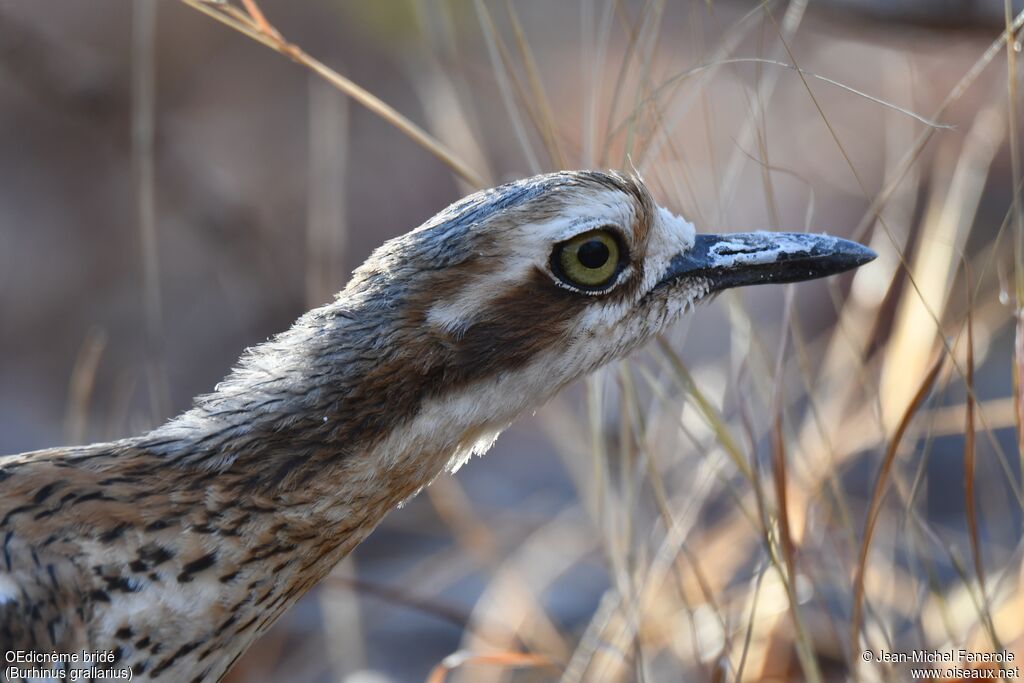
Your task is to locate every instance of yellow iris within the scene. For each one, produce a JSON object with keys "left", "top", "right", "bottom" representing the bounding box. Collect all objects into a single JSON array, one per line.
[{"left": 557, "top": 229, "right": 620, "bottom": 288}]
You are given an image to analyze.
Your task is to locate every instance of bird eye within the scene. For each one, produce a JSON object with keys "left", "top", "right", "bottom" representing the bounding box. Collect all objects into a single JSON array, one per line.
[{"left": 553, "top": 229, "right": 622, "bottom": 290}]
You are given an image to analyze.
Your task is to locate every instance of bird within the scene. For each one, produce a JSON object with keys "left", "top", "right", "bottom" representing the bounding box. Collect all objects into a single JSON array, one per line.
[{"left": 0, "top": 170, "right": 874, "bottom": 682}]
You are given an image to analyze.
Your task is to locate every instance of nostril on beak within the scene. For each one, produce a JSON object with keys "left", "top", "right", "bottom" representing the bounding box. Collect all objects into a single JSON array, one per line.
[{"left": 711, "top": 245, "right": 761, "bottom": 256}]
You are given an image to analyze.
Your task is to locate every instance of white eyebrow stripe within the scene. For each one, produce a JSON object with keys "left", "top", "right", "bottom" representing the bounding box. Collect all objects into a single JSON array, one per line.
[{"left": 554, "top": 193, "right": 637, "bottom": 240}]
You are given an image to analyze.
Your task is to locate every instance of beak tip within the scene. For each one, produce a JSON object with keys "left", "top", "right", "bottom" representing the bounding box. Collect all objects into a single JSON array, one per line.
[{"left": 838, "top": 239, "right": 877, "bottom": 270}]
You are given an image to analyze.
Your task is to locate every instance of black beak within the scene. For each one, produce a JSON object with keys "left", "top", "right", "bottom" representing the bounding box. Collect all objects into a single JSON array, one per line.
[{"left": 657, "top": 232, "right": 876, "bottom": 294}]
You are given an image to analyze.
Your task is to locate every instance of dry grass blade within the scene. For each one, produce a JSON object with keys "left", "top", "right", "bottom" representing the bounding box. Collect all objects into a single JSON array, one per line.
[
  {"left": 133, "top": 0, "right": 170, "bottom": 423},
  {"left": 1017, "top": 312, "right": 1024, "bottom": 485},
  {"left": 766, "top": 287, "right": 823, "bottom": 683},
  {"left": 599, "top": 0, "right": 649, "bottom": 166},
  {"left": 425, "top": 650, "right": 556, "bottom": 683},
  {"left": 64, "top": 328, "right": 108, "bottom": 444},
  {"left": 771, "top": 285, "right": 797, "bottom": 575},
  {"left": 473, "top": 0, "right": 542, "bottom": 174},
  {"left": 239, "top": 0, "right": 279, "bottom": 39},
  {"left": 617, "top": 57, "right": 951, "bottom": 140},
  {"left": 504, "top": 0, "right": 566, "bottom": 169},
  {"left": 771, "top": 396, "right": 795, "bottom": 581},
  {"left": 850, "top": 352, "right": 945, "bottom": 664},
  {"left": 963, "top": 266, "right": 985, "bottom": 594},
  {"left": 178, "top": 0, "right": 485, "bottom": 188},
  {"left": 655, "top": 336, "right": 753, "bottom": 482},
  {"left": 1011, "top": 0, "right": 1024, "bottom": 509},
  {"left": 621, "top": 0, "right": 669, "bottom": 168},
  {"left": 325, "top": 575, "right": 505, "bottom": 641},
  {"left": 734, "top": 559, "right": 769, "bottom": 683},
  {"left": 1007, "top": 0, "right": 1024, "bottom": 308},
  {"left": 770, "top": 407, "right": 824, "bottom": 683}
]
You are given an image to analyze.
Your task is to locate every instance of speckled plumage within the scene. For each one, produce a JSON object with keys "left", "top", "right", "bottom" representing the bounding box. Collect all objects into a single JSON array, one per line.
[{"left": 0, "top": 170, "right": 873, "bottom": 682}]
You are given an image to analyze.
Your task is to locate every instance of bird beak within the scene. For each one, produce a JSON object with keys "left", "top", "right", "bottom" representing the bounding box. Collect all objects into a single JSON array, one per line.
[{"left": 656, "top": 232, "right": 876, "bottom": 294}]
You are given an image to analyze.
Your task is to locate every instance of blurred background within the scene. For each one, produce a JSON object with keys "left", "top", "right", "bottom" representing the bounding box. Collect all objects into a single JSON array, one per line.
[{"left": 1, "top": 0, "right": 1023, "bottom": 681}]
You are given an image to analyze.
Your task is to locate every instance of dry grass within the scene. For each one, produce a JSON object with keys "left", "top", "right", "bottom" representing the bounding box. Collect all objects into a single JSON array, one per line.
[{"left": 132, "top": 1, "right": 1024, "bottom": 680}]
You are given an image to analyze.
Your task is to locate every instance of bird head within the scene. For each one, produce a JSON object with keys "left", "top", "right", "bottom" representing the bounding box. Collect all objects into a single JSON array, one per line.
[
  {"left": 293, "top": 170, "right": 876, "bottom": 471},
  {"left": 344, "top": 171, "right": 873, "bottom": 403}
]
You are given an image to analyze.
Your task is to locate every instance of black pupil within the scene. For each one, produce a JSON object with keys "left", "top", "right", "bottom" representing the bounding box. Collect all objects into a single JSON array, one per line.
[{"left": 577, "top": 239, "right": 610, "bottom": 269}]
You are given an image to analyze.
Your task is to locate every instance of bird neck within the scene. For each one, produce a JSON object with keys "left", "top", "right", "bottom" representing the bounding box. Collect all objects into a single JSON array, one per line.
[
  {"left": 21, "top": 295, "right": 517, "bottom": 676},
  {"left": 133, "top": 293, "right": 509, "bottom": 558},
  {"left": 2, "top": 272, "right": 563, "bottom": 679}
]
